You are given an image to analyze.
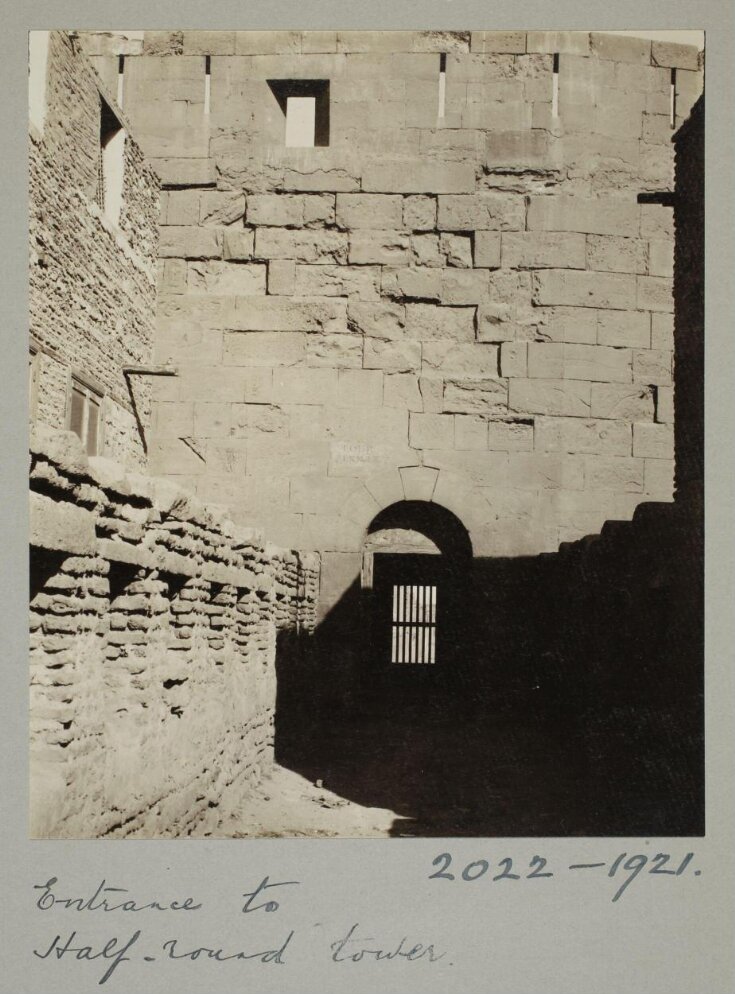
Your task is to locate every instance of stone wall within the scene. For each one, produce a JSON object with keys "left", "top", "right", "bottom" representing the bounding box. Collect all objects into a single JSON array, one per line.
[
  {"left": 75, "top": 30, "right": 703, "bottom": 617},
  {"left": 29, "top": 31, "right": 160, "bottom": 470},
  {"left": 29, "top": 423, "right": 319, "bottom": 838}
]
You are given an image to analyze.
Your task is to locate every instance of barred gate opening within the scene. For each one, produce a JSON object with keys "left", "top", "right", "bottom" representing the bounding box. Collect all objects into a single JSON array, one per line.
[{"left": 391, "top": 584, "right": 437, "bottom": 664}]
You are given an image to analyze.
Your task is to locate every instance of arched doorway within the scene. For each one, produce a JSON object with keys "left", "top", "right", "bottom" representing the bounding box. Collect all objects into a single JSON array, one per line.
[{"left": 363, "top": 501, "right": 472, "bottom": 678}]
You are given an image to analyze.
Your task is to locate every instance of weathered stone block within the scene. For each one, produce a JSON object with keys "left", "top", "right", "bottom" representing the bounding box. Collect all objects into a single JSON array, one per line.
[
  {"left": 587, "top": 235, "right": 648, "bottom": 275},
  {"left": 535, "top": 416, "right": 631, "bottom": 456},
  {"left": 362, "top": 159, "right": 476, "bottom": 194},
  {"left": 590, "top": 32, "right": 651, "bottom": 65},
  {"left": 306, "top": 334, "right": 362, "bottom": 369},
  {"left": 182, "top": 31, "right": 236, "bottom": 55},
  {"left": 381, "top": 267, "right": 442, "bottom": 301},
  {"left": 651, "top": 40, "right": 700, "bottom": 71},
  {"left": 223, "top": 331, "right": 307, "bottom": 367},
  {"left": 530, "top": 342, "right": 632, "bottom": 383},
  {"left": 442, "top": 269, "right": 489, "bottom": 304},
  {"left": 336, "top": 369, "right": 383, "bottom": 408},
  {"left": 485, "top": 130, "right": 557, "bottom": 171},
  {"left": 633, "top": 422, "right": 674, "bottom": 459},
  {"left": 641, "top": 113, "right": 675, "bottom": 145},
  {"left": 199, "top": 191, "right": 246, "bottom": 225},
  {"left": 502, "top": 232, "right": 586, "bottom": 269},
  {"left": 475, "top": 303, "right": 518, "bottom": 343},
  {"left": 499, "top": 342, "right": 527, "bottom": 378},
  {"left": 348, "top": 230, "right": 411, "bottom": 265},
  {"left": 348, "top": 301, "right": 405, "bottom": 339},
  {"left": 461, "top": 102, "right": 533, "bottom": 130},
  {"left": 538, "top": 307, "right": 597, "bottom": 344},
  {"left": 403, "top": 195, "right": 436, "bottom": 230},
  {"left": 223, "top": 229, "right": 254, "bottom": 261},
  {"left": 193, "top": 402, "right": 232, "bottom": 438},
  {"left": 409, "top": 412, "right": 454, "bottom": 449},
  {"left": 246, "top": 194, "right": 305, "bottom": 227},
  {"left": 656, "top": 385, "right": 674, "bottom": 424},
  {"left": 161, "top": 189, "right": 201, "bottom": 225},
  {"left": 255, "top": 228, "right": 348, "bottom": 264},
  {"left": 526, "top": 31, "right": 590, "bottom": 55},
  {"left": 363, "top": 339, "right": 421, "bottom": 372},
  {"left": 507, "top": 453, "right": 585, "bottom": 491},
  {"left": 405, "top": 304, "right": 476, "bottom": 342},
  {"left": 282, "top": 166, "right": 359, "bottom": 193},
  {"left": 640, "top": 204, "right": 674, "bottom": 239},
  {"left": 155, "top": 158, "right": 216, "bottom": 188},
  {"left": 585, "top": 455, "right": 644, "bottom": 492},
  {"left": 441, "top": 234, "right": 473, "bottom": 268},
  {"left": 473, "top": 231, "right": 502, "bottom": 268},
  {"left": 590, "top": 383, "right": 654, "bottom": 420},
  {"left": 454, "top": 415, "right": 488, "bottom": 450},
  {"left": 234, "top": 31, "right": 302, "bottom": 55},
  {"left": 187, "top": 261, "right": 266, "bottom": 296},
  {"left": 644, "top": 457, "right": 675, "bottom": 497},
  {"left": 533, "top": 270, "right": 637, "bottom": 310},
  {"left": 159, "top": 227, "right": 222, "bottom": 259},
  {"left": 268, "top": 260, "right": 296, "bottom": 296},
  {"left": 225, "top": 297, "right": 346, "bottom": 334},
  {"left": 423, "top": 342, "right": 499, "bottom": 376},
  {"left": 411, "top": 233, "right": 442, "bottom": 268},
  {"left": 486, "top": 420, "right": 534, "bottom": 451},
  {"left": 528, "top": 196, "right": 639, "bottom": 236},
  {"left": 442, "top": 377, "right": 508, "bottom": 415},
  {"left": 383, "top": 373, "right": 423, "bottom": 411},
  {"left": 336, "top": 194, "right": 403, "bottom": 229},
  {"left": 648, "top": 240, "right": 674, "bottom": 278},
  {"left": 272, "top": 367, "right": 338, "bottom": 406},
  {"left": 597, "top": 310, "right": 650, "bottom": 348},
  {"left": 295, "top": 264, "right": 380, "bottom": 300},
  {"left": 437, "top": 193, "right": 525, "bottom": 231},
  {"left": 637, "top": 275, "right": 673, "bottom": 312},
  {"left": 650, "top": 312, "right": 674, "bottom": 350},
  {"left": 509, "top": 379, "right": 591, "bottom": 418},
  {"left": 301, "top": 31, "right": 338, "bottom": 54},
  {"left": 470, "top": 31, "right": 526, "bottom": 53},
  {"left": 30, "top": 493, "right": 97, "bottom": 555},
  {"left": 633, "top": 348, "right": 672, "bottom": 385}
]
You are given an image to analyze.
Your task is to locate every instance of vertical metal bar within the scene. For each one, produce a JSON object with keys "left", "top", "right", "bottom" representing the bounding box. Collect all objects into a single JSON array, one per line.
[
  {"left": 418, "top": 586, "right": 424, "bottom": 664},
  {"left": 391, "top": 585, "right": 398, "bottom": 663},
  {"left": 398, "top": 586, "right": 404, "bottom": 663}
]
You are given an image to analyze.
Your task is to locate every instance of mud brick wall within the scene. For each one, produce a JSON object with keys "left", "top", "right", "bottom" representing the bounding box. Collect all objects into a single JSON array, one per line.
[
  {"left": 29, "top": 31, "right": 160, "bottom": 470},
  {"left": 29, "top": 423, "right": 319, "bottom": 838},
  {"left": 75, "top": 30, "right": 704, "bottom": 616}
]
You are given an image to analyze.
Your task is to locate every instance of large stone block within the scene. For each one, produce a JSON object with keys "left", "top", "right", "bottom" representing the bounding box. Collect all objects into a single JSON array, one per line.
[
  {"left": 507, "top": 453, "right": 585, "bottom": 491},
  {"left": 348, "top": 301, "right": 405, "bottom": 339},
  {"left": 637, "top": 276, "right": 674, "bottom": 313},
  {"left": 348, "top": 230, "right": 411, "bottom": 265},
  {"left": 381, "top": 267, "right": 442, "bottom": 301},
  {"left": 403, "top": 195, "right": 437, "bottom": 230},
  {"left": 272, "top": 367, "right": 338, "bottom": 406},
  {"left": 223, "top": 331, "right": 307, "bottom": 367},
  {"left": 336, "top": 194, "right": 403, "bottom": 229},
  {"left": 336, "top": 369, "right": 383, "bottom": 408},
  {"left": 442, "top": 377, "right": 508, "bottom": 415},
  {"left": 633, "top": 348, "right": 672, "bottom": 385},
  {"left": 584, "top": 456, "right": 644, "bottom": 492},
  {"left": 268, "top": 260, "right": 296, "bottom": 296},
  {"left": 501, "top": 232, "right": 586, "bottom": 269},
  {"left": 158, "top": 227, "right": 222, "bottom": 259},
  {"left": 363, "top": 339, "right": 421, "bottom": 372},
  {"left": 423, "top": 342, "right": 499, "bottom": 376},
  {"left": 153, "top": 158, "right": 216, "bottom": 188},
  {"left": 587, "top": 235, "right": 648, "bottom": 275},
  {"left": 223, "top": 229, "right": 255, "bottom": 261},
  {"left": 486, "top": 420, "right": 534, "bottom": 451},
  {"left": 639, "top": 204, "right": 674, "bottom": 239},
  {"left": 537, "top": 307, "right": 597, "bottom": 344},
  {"left": 509, "top": 379, "right": 591, "bottom": 418},
  {"left": 461, "top": 103, "right": 533, "bottom": 130},
  {"left": 648, "top": 240, "right": 674, "bottom": 278},
  {"left": 454, "top": 415, "right": 488, "bottom": 450},
  {"left": 533, "top": 270, "right": 637, "bottom": 310},
  {"left": 225, "top": 297, "right": 346, "bottom": 333},
  {"left": 306, "top": 334, "right": 363, "bottom": 369},
  {"left": 254, "top": 228, "right": 348, "bottom": 264},
  {"left": 597, "top": 310, "right": 650, "bottom": 348},
  {"left": 187, "top": 261, "right": 266, "bottom": 296},
  {"left": 590, "top": 382, "right": 655, "bottom": 420},
  {"left": 650, "top": 312, "right": 674, "bottom": 350},
  {"left": 535, "top": 416, "right": 631, "bottom": 456},
  {"left": 362, "top": 159, "right": 476, "bottom": 194},
  {"left": 633, "top": 423, "right": 674, "bottom": 459},
  {"left": 526, "top": 31, "right": 590, "bottom": 55},
  {"left": 590, "top": 32, "right": 652, "bottom": 65},
  {"left": 470, "top": 31, "right": 526, "bottom": 53},
  {"left": 442, "top": 269, "right": 490, "bottom": 304},
  {"left": 405, "top": 304, "right": 476, "bottom": 342},
  {"left": 30, "top": 493, "right": 97, "bottom": 555},
  {"left": 294, "top": 264, "right": 380, "bottom": 300},
  {"left": 437, "top": 193, "right": 525, "bottom": 231},
  {"left": 528, "top": 342, "right": 632, "bottom": 383},
  {"left": 644, "top": 458, "right": 674, "bottom": 497},
  {"left": 246, "top": 194, "right": 305, "bottom": 227},
  {"left": 651, "top": 40, "right": 700, "bottom": 71},
  {"left": 473, "top": 231, "right": 502, "bottom": 268},
  {"left": 383, "top": 373, "right": 423, "bottom": 412},
  {"left": 409, "top": 412, "right": 454, "bottom": 450},
  {"left": 499, "top": 342, "right": 527, "bottom": 378},
  {"left": 527, "top": 196, "right": 639, "bottom": 236}
]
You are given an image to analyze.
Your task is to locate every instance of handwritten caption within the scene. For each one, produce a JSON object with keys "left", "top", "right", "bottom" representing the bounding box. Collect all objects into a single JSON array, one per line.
[{"left": 31, "top": 852, "right": 700, "bottom": 985}]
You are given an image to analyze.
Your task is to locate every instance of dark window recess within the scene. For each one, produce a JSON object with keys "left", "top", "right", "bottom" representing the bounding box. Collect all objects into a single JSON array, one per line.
[
  {"left": 267, "top": 79, "right": 330, "bottom": 147},
  {"left": 69, "top": 377, "right": 102, "bottom": 456}
]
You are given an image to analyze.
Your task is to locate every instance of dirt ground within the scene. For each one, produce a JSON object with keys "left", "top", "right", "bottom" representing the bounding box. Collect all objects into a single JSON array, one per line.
[{"left": 217, "top": 765, "right": 398, "bottom": 838}]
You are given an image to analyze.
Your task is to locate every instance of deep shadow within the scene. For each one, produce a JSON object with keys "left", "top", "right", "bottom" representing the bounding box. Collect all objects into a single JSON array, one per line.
[{"left": 275, "top": 499, "right": 703, "bottom": 837}]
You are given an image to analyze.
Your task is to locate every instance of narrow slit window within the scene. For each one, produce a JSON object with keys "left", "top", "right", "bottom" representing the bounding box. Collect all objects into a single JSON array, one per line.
[
  {"left": 268, "top": 79, "right": 330, "bottom": 147},
  {"left": 552, "top": 53, "right": 559, "bottom": 118},
  {"left": 68, "top": 376, "right": 103, "bottom": 456},
  {"left": 670, "top": 68, "right": 677, "bottom": 128},
  {"left": 99, "top": 97, "right": 125, "bottom": 226},
  {"left": 438, "top": 53, "right": 447, "bottom": 119},
  {"left": 117, "top": 55, "right": 125, "bottom": 108},
  {"left": 204, "top": 55, "right": 211, "bottom": 116},
  {"left": 391, "top": 584, "right": 437, "bottom": 665}
]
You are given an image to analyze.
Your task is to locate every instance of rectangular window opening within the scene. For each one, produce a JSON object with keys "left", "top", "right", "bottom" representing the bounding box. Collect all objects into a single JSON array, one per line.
[
  {"left": 438, "top": 53, "right": 447, "bottom": 119},
  {"left": 99, "top": 97, "right": 125, "bottom": 226},
  {"left": 204, "top": 55, "right": 211, "bottom": 116},
  {"left": 68, "top": 376, "right": 103, "bottom": 456},
  {"left": 268, "top": 79, "right": 330, "bottom": 147},
  {"left": 117, "top": 55, "right": 125, "bottom": 108},
  {"left": 552, "top": 53, "right": 560, "bottom": 118},
  {"left": 391, "top": 584, "right": 437, "bottom": 665}
]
